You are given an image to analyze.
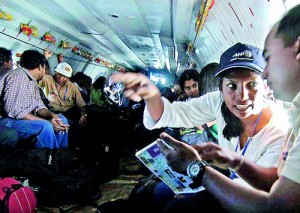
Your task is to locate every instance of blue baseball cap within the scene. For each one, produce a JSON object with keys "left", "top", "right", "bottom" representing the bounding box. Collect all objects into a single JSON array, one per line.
[{"left": 214, "top": 42, "right": 266, "bottom": 77}]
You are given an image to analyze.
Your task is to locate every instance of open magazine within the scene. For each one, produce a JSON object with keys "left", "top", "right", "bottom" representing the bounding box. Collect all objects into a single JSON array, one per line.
[{"left": 135, "top": 140, "right": 205, "bottom": 194}]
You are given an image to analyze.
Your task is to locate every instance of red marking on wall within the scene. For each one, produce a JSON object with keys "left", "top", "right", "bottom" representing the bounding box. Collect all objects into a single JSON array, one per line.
[
  {"left": 249, "top": 7, "right": 254, "bottom": 16},
  {"left": 229, "top": 4, "right": 243, "bottom": 27}
]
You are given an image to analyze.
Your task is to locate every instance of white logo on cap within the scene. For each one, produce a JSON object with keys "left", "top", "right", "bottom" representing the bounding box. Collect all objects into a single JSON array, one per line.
[{"left": 231, "top": 50, "right": 253, "bottom": 62}]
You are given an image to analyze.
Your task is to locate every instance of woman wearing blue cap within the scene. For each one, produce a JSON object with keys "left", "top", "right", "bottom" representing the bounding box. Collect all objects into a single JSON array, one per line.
[{"left": 110, "top": 42, "right": 290, "bottom": 212}]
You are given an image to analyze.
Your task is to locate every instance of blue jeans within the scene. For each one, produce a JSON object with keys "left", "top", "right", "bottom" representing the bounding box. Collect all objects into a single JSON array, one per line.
[
  {"left": 0, "top": 114, "right": 68, "bottom": 149},
  {"left": 0, "top": 125, "right": 18, "bottom": 148},
  {"left": 153, "top": 182, "right": 226, "bottom": 213},
  {"left": 153, "top": 182, "right": 196, "bottom": 207}
]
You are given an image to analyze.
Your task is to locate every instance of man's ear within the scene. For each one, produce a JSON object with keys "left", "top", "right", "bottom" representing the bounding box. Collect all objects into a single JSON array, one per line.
[
  {"left": 3, "top": 61, "right": 9, "bottom": 68},
  {"left": 296, "top": 36, "right": 300, "bottom": 61}
]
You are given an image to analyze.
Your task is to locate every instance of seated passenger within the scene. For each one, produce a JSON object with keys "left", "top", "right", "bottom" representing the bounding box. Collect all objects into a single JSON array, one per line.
[
  {"left": 39, "top": 62, "right": 88, "bottom": 149},
  {"left": 39, "top": 62, "right": 87, "bottom": 128},
  {"left": 0, "top": 50, "right": 69, "bottom": 149},
  {"left": 70, "top": 72, "right": 92, "bottom": 104},
  {"left": 89, "top": 76, "right": 109, "bottom": 108}
]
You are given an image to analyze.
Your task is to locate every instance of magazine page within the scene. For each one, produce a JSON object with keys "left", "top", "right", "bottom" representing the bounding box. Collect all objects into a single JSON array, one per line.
[{"left": 135, "top": 140, "right": 205, "bottom": 194}]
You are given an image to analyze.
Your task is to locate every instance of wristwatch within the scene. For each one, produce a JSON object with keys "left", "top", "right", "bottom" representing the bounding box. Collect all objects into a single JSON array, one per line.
[
  {"left": 82, "top": 113, "right": 88, "bottom": 117},
  {"left": 187, "top": 160, "right": 210, "bottom": 188}
]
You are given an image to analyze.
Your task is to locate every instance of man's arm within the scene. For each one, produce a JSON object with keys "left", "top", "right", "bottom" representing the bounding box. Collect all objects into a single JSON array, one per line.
[
  {"left": 35, "top": 108, "right": 57, "bottom": 120},
  {"left": 24, "top": 108, "right": 69, "bottom": 132},
  {"left": 203, "top": 168, "right": 300, "bottom": 213},
  {"left": 203, "top": 166, "right": 269, "bottom": 213},
  {"left": 269, "top": 176, "right": 300, "bottom": 212},
  {"left": 158, "top": 132, "right": 294, "bottom": 213},
  {"left": 78, "top": 106, "right": 88, "bottom": 127}
]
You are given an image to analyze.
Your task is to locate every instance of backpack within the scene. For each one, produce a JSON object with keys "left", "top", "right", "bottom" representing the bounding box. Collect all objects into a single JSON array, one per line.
[{"left": 0, "top": 177, "right": 37, "bottom": 213}]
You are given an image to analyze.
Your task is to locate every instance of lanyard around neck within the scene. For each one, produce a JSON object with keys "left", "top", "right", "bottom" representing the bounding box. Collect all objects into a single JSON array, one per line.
[
  {"left": 234, "top": 110, "right": 263, "bottom": 154},
  {"left": 56, "top": 83, "right": 68, "bottom": 101},
  {"left": 231, "top": 110, "right": 263, "bottom": 179}
]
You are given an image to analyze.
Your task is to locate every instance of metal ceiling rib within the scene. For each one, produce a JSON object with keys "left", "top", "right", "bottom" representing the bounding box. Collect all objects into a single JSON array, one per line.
[{"left": 133, "top": 0, "right": 166, "bottom": 70}]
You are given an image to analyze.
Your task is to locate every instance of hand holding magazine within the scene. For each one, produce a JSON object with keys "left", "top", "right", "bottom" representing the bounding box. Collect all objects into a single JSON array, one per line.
[{"left": 135, "top": 140, "right": 205, "bottom": 194}]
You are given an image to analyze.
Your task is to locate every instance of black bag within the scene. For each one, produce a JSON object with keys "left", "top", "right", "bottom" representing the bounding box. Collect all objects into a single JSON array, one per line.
[
  {"left": 0, "top": 148, "right": 77, "bottom": 179},
  {"left": 31, "top": 166, "right": 102, "bottom": 207}
]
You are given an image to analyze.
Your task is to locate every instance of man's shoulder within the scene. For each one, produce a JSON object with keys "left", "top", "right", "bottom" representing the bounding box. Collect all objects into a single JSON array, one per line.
[{"left": 1, "top": 68, "right": 25, "bottom": 80}]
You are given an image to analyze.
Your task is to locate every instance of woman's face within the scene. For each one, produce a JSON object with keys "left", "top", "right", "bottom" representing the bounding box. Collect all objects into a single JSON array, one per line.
[
  {"left": 184, "top": 79, "right": 199, "bottom": 98},
  {"left": 222, "top": 69, "right": 265, "bottom": 119}
]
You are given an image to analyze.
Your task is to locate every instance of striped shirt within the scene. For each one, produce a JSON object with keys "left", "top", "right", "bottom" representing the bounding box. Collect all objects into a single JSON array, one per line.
[{"left": 0, "top": 67, "right": 46, "bottom": 119}]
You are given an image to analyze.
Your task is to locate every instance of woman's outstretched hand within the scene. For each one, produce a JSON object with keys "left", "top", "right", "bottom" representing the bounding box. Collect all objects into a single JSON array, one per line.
[{"left": 111, "top": 72, "right": 161, "bottom": 102}]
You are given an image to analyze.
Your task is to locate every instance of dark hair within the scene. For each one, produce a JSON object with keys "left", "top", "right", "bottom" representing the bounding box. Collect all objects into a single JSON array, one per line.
[
  {"left": 93, "top": 76, "right": 107, "bottom": 90},
  {"left": 221, "top": 102, "right": 243, "bottom": 140},
  {"left": 199, "top": 62, "right": 219, "bottom": 96},
  {"left": 0, "top": 47, "right": 12, "bottom": 67},
  {"left": 276, "top": 4, "right": 300, "bottom": 47},
  {"left": 20, "top": 50, "right": 47, "bottom": 70},
  {"left": 179, "top": 69, "right": 200, "bottom": 92},
  {"left": 70, "top": 72, "right": 86, "bottom": 83}
]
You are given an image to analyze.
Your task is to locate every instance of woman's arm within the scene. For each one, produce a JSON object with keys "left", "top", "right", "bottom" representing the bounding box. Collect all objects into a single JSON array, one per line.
[{"left": 112, "top": 72, "right": 164, "bottom": 121}]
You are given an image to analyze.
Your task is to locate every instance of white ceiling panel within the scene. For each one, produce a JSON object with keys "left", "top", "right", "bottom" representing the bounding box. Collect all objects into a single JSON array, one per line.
[{"left": 0, "top": 0, "right": 299, "bottom": 77}]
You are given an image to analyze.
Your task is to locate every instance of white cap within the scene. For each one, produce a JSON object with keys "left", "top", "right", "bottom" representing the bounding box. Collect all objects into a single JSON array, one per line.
[{"left": 54, "top": 62, "right": 73, "bottom": 78}]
